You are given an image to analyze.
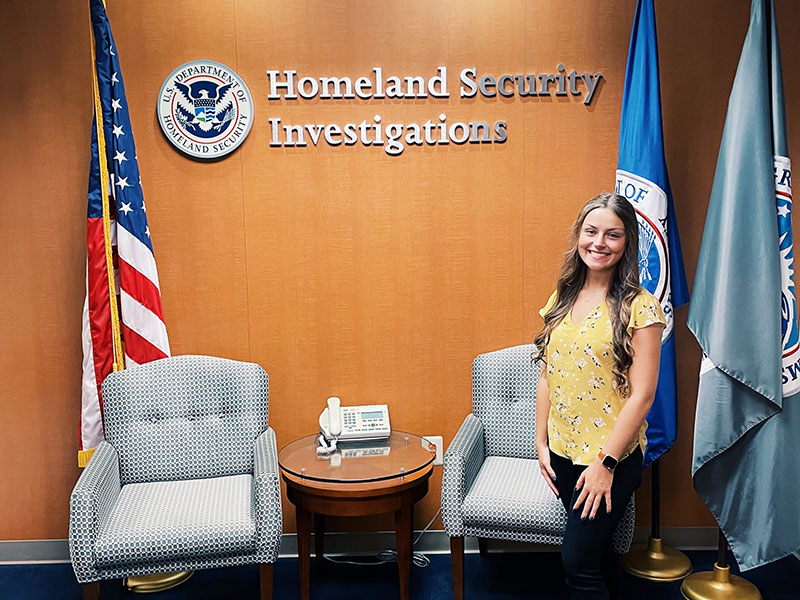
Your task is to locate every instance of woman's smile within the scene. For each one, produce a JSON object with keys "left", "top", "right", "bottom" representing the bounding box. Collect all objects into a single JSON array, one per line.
[{"left": 578, "top": 208, "right": 626, "bottom": 272}]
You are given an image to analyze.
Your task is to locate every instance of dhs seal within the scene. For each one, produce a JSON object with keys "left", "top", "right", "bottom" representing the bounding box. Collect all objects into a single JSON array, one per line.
[
  {"left": 158, "top": 60, "right": 253, "bottom": 159},
  {"left": 775, "top": 155, "right": 800, "bottom": 396},
  {"left": 615, "top": 170, "right": 673, "bottom": 338}
]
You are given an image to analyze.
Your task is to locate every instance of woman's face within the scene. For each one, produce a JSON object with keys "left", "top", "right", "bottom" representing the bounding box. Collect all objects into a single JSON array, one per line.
[{"left": 577, "top": 207, "right": 627, "bottom": 273}]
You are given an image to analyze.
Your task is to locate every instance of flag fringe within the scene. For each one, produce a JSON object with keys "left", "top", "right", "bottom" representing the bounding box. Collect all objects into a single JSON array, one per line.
[
  {"left": 89, "top": 5, "right": 123, "bottom": 373},
  {"left": 78, "top": 447, "right": 96, "bottom": 468}
]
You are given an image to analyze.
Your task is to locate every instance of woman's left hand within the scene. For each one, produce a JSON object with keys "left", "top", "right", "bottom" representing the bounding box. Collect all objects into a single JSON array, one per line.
[{"left": 573, "top": 460, "right": 613, "bottom": 520}]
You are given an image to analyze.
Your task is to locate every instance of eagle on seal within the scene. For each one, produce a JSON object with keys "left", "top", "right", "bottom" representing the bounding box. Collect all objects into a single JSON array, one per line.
[{"left": 174, "top": 80, "right": 235, "bottom": 136}]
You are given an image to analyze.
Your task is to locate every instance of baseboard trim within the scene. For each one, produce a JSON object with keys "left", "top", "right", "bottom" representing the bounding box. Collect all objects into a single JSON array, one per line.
[
  {"left": 0, "top": 540, "right": 73, "bottom": 564},
  {"left": 1, "top": 527, "right": 733, "bottom": 564}
]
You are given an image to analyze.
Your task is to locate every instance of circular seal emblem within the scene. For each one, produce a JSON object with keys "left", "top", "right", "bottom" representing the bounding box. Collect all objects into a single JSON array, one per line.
[
  {"left": 778, "top": 201, "right": 798, "bottom": 359},
  {"left": 158, "top": 60, "right": 253, "bottom": 159},
  {"left": 776, "top": 156, "right": 799, "bottom": 364},
  {"left": 635, "top": 209, "right": 668, "bottom": 303},
  {"left": 616, "top": 170, "right": 673, "bottom": 338}
]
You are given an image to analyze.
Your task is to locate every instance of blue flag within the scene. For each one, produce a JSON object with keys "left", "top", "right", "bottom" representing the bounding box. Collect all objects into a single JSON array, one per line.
[
  {"left": 687, "top": 0, "right": 800, "bottom": 570},
  {"left": 615, "top": 0, "right": 689, "bottom": 469}
]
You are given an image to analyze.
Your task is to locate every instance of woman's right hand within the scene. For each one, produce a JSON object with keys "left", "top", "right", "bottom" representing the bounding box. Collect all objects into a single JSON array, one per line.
[{"left": 537, "top": 442, "right": 559, "bottom": 497}]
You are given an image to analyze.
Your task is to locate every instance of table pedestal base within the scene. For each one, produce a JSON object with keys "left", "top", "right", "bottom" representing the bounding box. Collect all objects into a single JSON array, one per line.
[{"left": 286, "top": 476, "right": 430, "bottom": 600}]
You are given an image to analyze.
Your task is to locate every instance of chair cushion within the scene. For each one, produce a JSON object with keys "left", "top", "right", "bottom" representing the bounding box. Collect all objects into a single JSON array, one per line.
[
  {"left": 95, "top": 474, "right": 256, "bottom": 568},
  {"left": 462, "top": 456, "right": 567, "bottom": 535}
]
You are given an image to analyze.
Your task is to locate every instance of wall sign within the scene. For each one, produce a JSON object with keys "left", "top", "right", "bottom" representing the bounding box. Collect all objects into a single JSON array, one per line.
[
  {"left": 158, "top": 60, "right": 253, "bottom": 159},
  {"left": 157, "top": 63, "right": 603, "bottom": 158},
  {"left": 264, "top": 65, "right": 603, "bottom": 156}
]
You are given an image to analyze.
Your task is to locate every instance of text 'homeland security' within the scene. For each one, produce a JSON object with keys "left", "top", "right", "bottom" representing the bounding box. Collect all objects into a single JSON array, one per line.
[{"left": 265, "top": 66, "right": 603, "bottom": 105}]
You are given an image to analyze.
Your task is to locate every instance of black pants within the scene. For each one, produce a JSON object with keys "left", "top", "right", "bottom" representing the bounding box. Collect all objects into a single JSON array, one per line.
[{"left": 549, "top": 447, "right": 643, "bottom": 600}]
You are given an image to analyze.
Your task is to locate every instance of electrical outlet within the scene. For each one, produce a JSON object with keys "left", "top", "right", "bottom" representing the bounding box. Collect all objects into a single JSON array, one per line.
[{"left": 422, "top": 435, "right": 444, "bottom": 466}]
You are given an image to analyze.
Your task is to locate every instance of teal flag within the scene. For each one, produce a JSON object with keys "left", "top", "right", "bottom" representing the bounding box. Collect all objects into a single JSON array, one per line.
[{"left": 687, "top": 0, "right": 800, "bottom": 570}]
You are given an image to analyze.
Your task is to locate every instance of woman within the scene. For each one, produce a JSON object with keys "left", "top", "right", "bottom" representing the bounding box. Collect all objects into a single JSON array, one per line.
[{"left": 534, "top": 192, "right": 665, "bottom": 599}]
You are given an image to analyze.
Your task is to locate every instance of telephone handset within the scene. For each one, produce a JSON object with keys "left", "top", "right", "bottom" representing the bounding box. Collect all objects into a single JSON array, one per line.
[
  {"left": 325, "top": 396, "right": 342, "bottom": 437},
  {"left": 318, "top": 397, "right": 391, "bottom": 441}
]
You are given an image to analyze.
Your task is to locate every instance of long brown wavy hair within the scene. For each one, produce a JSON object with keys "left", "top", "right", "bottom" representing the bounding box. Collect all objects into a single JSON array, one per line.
[{"left": 533, "top": 192, "right": 642, "bottom": 392}]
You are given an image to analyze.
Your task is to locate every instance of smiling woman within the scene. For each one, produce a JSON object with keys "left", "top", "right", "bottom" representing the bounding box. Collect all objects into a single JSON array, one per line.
[{"left": 532, "top": 193, "right": 665, "bottom": 600}]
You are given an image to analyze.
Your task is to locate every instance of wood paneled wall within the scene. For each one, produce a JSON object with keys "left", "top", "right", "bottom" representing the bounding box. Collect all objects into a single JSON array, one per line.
[{"left": 1, "top": 0, "right": 799, "bottom": 539}]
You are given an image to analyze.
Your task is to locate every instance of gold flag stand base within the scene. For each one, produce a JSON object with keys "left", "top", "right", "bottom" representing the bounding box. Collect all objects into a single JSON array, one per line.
[
  {"left": 622, "top": 459, "right": 692, "bottom": 583},
  {"left": 125, "top": 571, "right": 194, "bottom": 593},
  {"left": 620, "top": 536, "right": 692, "bottom": 582},
  {"left": 680, "top": 563, "right": 762, "bottom": 600}
]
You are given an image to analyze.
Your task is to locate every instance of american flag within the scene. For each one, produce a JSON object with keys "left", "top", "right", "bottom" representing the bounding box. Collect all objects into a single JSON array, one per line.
[{"left": 80, "top": 0, "right": 170, "bottom": 465}]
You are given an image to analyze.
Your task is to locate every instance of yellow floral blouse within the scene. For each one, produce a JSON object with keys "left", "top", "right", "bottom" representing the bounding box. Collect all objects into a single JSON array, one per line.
[{"left": 538, "top": 289, "right": 666, "bottom": 465}]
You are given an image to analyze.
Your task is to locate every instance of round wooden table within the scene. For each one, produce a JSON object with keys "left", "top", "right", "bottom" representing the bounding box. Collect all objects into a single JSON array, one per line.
[{"left": 279, "top": 431, "right": 435, "bottom": 600}]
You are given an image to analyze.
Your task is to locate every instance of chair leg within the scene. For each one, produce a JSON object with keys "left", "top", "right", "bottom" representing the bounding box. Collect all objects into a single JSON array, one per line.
[
  {"left": 478, "top": 537, "right": 488, "bottom": 558},
  {"left": 82, "top": 582, "right": 100, "bottom": 600},
  {"left": 260, "top": 564, "right": 273, "bottom": 600},
  {"left": 450, "top": 536, "right": 464, "bottom": 600}
]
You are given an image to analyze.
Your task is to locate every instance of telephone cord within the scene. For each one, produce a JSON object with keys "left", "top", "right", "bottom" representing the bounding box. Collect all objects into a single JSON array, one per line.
[{"left": 322, "top": 507, "right": 442, "bottom": 568}]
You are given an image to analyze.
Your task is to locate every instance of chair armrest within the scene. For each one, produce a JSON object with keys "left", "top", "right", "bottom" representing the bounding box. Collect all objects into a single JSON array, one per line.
[
  {"left": 68, "top": 441, "right": 121, "bottom": 583},
  {"left": 441, "top": 414, "right": 485, "bottom": 537},
  {"left": 253, "top": 427, "right": 282, "bottom": 561}
]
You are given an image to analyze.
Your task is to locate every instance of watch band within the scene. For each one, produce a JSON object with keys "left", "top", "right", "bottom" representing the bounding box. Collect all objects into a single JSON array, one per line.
[{"left": 598, "top": 450, "right": 619, "bottom": 472}]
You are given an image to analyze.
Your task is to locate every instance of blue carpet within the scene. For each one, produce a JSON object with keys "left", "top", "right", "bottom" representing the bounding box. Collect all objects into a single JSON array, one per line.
[{"left": 1, "top": 551, "right": 798, "bottom": 599}]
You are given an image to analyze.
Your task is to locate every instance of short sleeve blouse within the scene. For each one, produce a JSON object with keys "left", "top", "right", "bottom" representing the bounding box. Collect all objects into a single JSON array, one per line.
[{"left": 538, "top": 289, "right": 665, "bottom": 465}]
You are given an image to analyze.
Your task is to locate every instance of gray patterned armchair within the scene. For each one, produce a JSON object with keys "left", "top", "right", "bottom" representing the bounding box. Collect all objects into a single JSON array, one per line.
[
  {"left": 441, "top": 344, "right": 634, "bottom": 599},
  {"left": 69, "top": 355, "right": 282, "bottom": 600}
]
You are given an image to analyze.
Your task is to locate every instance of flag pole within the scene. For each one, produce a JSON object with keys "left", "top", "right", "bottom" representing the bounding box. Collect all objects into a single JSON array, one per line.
[
  {"left": 615, "top": 0, "right": 692, "bottom": 581},
  {"left": 680, "top": 529, "right": 762, "bottom": 600},
  {"left": 620, "top": 457, "right": 692, "bottom": 582}
]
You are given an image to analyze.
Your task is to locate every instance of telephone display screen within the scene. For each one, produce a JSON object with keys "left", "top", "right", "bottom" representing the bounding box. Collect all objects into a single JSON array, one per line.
[{"left": 360, "top": 410, "right": 384, "bottom": 420}]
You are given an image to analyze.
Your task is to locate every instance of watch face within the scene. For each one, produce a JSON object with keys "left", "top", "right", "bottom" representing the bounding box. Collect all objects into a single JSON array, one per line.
[{"left": 602, "top": 455, "right": 618, "bottom": 471}]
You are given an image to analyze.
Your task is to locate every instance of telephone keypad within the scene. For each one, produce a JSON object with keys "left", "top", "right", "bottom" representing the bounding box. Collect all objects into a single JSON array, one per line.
[{"left": 330, "top": 405, "right": 391, "bottom": 440}]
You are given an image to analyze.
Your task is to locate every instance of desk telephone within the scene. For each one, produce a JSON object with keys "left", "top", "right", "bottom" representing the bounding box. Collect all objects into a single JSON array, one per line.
[{"left": 317, "top": 397, "right": 391, "bottom": 455}]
